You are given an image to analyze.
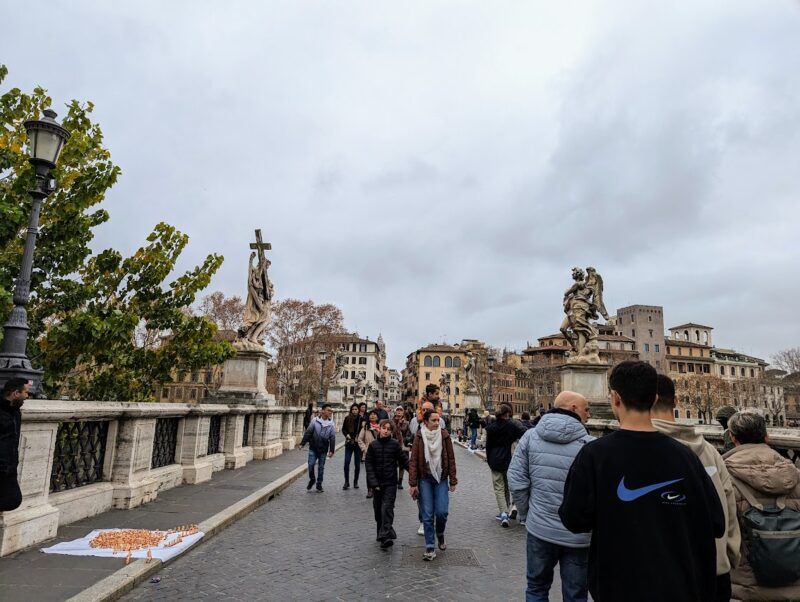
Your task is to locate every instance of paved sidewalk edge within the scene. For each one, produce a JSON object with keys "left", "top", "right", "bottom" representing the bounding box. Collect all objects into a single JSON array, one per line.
[{"left": 67, "top": 443, "right": 342, "bottom": 602}]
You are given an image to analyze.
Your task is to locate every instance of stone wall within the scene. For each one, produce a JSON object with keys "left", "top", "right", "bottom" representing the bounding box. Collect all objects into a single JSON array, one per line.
[{"left": 0, "top": 399, "right": 345, "bottom": 557}]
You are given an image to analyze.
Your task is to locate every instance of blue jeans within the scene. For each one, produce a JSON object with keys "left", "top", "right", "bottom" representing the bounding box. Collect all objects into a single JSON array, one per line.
[
  {"left": 343, "top": 444, "right": 361, "bottom": 485},
  {"left": 469, "top": 427, "right": 478, "bottom": 448},
  {"left": 526, "top": 532, "right": 588, "bottom": 602},
  {"left": 307, "top": 449, "right": 327, "bottom": 486},
  {"left": 419, "top": 476, "right": 449, "bottom": 549}
]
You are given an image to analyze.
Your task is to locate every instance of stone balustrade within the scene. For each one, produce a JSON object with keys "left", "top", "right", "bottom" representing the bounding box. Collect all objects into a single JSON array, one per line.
[
  {"left": 587, "top": 418, "right": 800, "bottom": 463},
  {"left": 0, "top": 399, "right": 346, "bottom": 557}
]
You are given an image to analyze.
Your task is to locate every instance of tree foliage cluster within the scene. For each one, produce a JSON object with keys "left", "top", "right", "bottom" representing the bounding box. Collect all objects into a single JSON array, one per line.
[{"left": 0, "top": 66, "right": 232, "bottom": 400}]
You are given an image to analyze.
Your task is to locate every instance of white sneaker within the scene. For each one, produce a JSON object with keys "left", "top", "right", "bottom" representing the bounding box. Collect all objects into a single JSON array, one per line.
[{"left": 417, "top": 523, "right": 424, "bottom": 536}]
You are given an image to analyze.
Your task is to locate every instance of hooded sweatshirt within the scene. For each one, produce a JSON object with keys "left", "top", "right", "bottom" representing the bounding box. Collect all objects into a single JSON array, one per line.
[
  {"left": 508, "top": 409, "right": 594, "bottom": 547},
  {"left": 485, "top": 417, "right": 527, "bottom": 472},
  {"left": 723, "top": 443, "right": 800, "bottom": 601},
  {"left": 652, "top": 419, "right": 741, "bottom": 577},
  {"left": 300, "top": 416, "right": 335, "bottom": 454}
]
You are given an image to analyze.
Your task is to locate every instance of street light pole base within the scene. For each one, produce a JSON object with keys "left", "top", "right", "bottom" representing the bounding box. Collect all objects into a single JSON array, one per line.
[{"left": 0, "top": 355, "right": 44, "bottom": 397}]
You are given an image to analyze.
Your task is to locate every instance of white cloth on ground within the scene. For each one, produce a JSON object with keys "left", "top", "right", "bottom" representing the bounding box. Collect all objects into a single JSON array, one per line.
[{"left": 41, "top": 528, "right": 204, "bottom": 562}]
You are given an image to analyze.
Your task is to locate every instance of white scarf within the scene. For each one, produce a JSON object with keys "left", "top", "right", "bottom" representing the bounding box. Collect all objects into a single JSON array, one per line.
[{"left": 421, "top": 426, "right": 443, "bottom": 483}]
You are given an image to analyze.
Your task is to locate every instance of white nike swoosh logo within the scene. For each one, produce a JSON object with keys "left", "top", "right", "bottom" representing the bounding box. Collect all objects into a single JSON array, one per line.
[{"left": 705, "top": 466, "right": 718, "bottom": 477}]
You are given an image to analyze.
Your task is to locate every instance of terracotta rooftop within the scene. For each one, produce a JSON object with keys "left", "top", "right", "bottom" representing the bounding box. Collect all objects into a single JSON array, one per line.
[{"left": 669, "top": 322, "right": 714, "bottom": 331}]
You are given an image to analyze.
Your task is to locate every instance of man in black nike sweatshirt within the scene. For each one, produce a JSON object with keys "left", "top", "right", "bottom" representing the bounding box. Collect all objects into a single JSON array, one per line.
[{"left": 559, "top": 361, "right": 725, "bottom": 602}]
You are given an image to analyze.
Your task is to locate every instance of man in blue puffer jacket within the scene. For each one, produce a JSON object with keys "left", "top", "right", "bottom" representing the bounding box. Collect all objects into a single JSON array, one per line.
[{"left": 508, "top": 391, "right": 594, "bottom": 602}]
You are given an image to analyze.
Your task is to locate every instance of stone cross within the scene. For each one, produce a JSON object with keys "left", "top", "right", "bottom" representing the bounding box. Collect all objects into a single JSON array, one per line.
[{"left": 249, "top": 229, "right": 272, "bottom": 292}]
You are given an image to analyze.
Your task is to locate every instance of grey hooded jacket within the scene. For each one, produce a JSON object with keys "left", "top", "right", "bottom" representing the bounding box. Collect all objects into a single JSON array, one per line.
[{"left": 508, "top": 409, "right": 594, "bottom": 548}]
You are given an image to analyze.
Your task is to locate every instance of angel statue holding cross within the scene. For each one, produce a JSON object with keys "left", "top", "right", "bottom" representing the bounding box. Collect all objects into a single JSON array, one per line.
[{"left": 235, "top": 229, "right": 274, "bottom": 351}]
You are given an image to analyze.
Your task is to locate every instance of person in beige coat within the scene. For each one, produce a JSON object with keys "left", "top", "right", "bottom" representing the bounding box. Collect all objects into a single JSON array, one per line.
[
  {"left": 723, "top": 411, "right": 800, "bottom": 601},
  {"left": 358, "top": 410, "right": 380, "bottom": 497},
  {"left": 651, "top": 375, "right": 740, "bottom": 601}
]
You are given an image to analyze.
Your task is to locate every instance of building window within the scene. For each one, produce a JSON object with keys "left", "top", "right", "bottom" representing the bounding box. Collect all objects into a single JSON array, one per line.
[
  {"left": 349, "top": 386, "right": 354, "bottom": 395},
  {"left": 686, "top": 409, "right": 691, "bottom": 419},
  {"left": 455, "top": 387, "right": 460, "bottom": 396},
  {"left": 445, "top": 356, "right": 453, "bottom": 368},
  {"left": 648, "top": 316, "right": 652, "bottom": 322},
  {"left": 750, "top": 368, "right": 754, "bottom": 378},
  {"left": 644, "top": 343, "right": 650, "bottom": 352},
  {"left": 425, "top": 372, "right": 431, "bottom": 381},
  {"left": 649, "top": 329, "right": 653, "bottom": 337},
  {"left": 453, "top": 357, "right": 461, "bottom": 368},
  {"left": 631, "top": 315, "right": 635, "bottom": 323},
  {"left": 740, "top": 368, "right": 745, "bottom": 377},
  {"left": 433, "top": 356, "right": 441, "bottom": 367},
  {"left": 631, "top": 329, "right": 636, "bottom": 337},
  {"left": 359, "top": 344, "right": 367, "bottom": 352},
  {"left": 358, "top": 357, "right": 367, "bottom": 364},
  {"left": 655, "top": 344, "right": 659, "bottom": 353},
  {"left": 720, "top": 366, "right": 725, "bottom": 376},
  {"left": 424, "top": 355, "right": 432, "bottom": 367}
]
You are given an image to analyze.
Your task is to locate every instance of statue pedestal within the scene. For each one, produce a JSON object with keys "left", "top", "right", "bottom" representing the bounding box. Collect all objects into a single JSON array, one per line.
[
  {"left": 463, "top": 392, "right": 482, "bottom": 410},
  {"left": 326, "top": 386, "right": 345, "bottom": 407},
  {"left": 560, "top": 363, "right": 613, "bottom": 420},
  {"left": 214, "top": 350, "right": 276, "bottom": 405}
]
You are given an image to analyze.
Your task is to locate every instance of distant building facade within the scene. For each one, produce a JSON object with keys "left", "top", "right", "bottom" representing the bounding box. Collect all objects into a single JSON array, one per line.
[{"left": 614, "top": 305, "right": 666, "bottom": 372}]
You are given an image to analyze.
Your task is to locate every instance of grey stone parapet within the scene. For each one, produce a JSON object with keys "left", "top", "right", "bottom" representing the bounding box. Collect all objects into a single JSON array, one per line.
[{"left": 0, "top": 399, "right": 346, "bottom": 557}]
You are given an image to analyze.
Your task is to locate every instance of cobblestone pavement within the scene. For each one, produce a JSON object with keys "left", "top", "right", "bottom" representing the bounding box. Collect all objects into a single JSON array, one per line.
[{"left": 125, "top": 445, "right": 558, "bottom": 601}]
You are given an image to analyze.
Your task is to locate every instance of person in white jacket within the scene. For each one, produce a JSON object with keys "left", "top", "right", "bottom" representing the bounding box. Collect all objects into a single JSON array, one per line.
[{"left": 650, "top": 374, "right": 741, "bottom": 602}]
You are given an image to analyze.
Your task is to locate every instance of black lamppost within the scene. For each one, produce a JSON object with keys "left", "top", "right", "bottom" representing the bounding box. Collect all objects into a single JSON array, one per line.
[
  {"left": 317, "top": 350, "right": 327, "bottom": 405},
  {"left": 0, "top": 109, "right": 70, "bottom": 395},
  {"left": 487, "top": 355, "right": 495, "bottom": 412}
]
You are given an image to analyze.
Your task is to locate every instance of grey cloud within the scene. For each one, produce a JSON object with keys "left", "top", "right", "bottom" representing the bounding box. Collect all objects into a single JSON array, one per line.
[{"left": 2, "top": 0, "right": 799, "bottom": 369}]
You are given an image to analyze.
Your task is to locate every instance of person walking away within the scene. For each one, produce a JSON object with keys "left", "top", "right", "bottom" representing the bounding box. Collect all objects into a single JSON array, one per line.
[
  {"left": 559, "top": 361, "right": 724, "bottom": 602},
  {"left": 299, "top": 403, "right": 336, "bottom": 493},
  {"left": 716, "top": 406, "right": 737, "bottom": 453},
  {"left": 302, "top": 402, "right": 314, "bottom": 430},
  {"left": 409, "top": 409, "right": 458, "bottom": 561},
  {"left": 723, "top": 411, "right": 800, "bottom": 601},
  {"left": 392, "top": 406, "right": 409, "bottom": 489},
  {"left": 365, "top": 419, "right": 409, "bottom": 549},
  {"left": 508, "top": 391, "right": 594, "bottom": 602},
  {"left": 651, "top": 375, "right": 741, "bottom": 602},
  {"left": 358, "top": 411, "right": 380, "bottom": 498},
  {"left": 0, "top": 378, "right": 28, "bottom": 511},
  {"left": 467, "top": 409, "right": 480, "bottom": 449},
  {"left": 341, "top": 403, "right": 364, "bottom": 490},
  {"left": 486, "top": 404, "right": 527, "bottom": 527},
  {"left": 519, "top": 412, "right": 535, "bottom": 430}
]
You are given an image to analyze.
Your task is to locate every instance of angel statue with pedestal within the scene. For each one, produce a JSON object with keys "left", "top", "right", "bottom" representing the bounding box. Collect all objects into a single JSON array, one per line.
[{"left": 559, "top": 266, "right": 609, "bottom": 365}]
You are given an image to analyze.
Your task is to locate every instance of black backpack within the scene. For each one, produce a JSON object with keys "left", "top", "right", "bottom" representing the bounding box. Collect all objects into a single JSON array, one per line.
[{"left": 733, "top": 477, "right": 800, "bottom": 587}]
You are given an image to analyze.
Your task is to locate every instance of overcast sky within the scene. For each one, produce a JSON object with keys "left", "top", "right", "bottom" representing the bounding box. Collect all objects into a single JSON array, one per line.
[{"left": 3, "top": 1, "right": 799, "bottom": 369}]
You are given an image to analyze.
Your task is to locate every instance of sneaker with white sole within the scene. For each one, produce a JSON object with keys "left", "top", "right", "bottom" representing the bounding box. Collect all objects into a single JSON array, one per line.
[
  {"left": 500, "top": 512, "right": 510, "bottom": 528},
  {"left": 423, "top": 549, "right": 437, "bottom": 561},
  {"left": 417, "top": 523, "right": 424, "bottom": 536}
]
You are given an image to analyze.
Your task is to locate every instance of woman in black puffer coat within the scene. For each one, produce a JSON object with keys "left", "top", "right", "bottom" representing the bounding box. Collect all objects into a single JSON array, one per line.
[{"left": 365, "top": 419, "right": 409, "bottom": 548}]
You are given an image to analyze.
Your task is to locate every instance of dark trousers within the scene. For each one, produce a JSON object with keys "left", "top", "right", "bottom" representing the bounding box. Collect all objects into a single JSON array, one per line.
[
  {"left": 0, "top": 472, "right": 22, "bottom": 511},
  {"left": 373, "top": 484, "right": 398, "bottom": 542},
  {"left": 343, "top": 444, "right": 362, "bottom": 485},
  {"left": 714, "top": 573, "right": 731, "bottom": 602},
  {"left": 526, "top": 532, "right": 588, "bottom": 602}
]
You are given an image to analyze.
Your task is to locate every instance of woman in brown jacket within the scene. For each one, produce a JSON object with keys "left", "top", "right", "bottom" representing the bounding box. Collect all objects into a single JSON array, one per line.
[
  {"left": 723, "top": 411, "right": 800, "bottom": 601},
  {"left": 408, "top": 409, "right": 457, "bottom": 561}
]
